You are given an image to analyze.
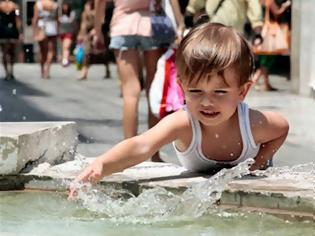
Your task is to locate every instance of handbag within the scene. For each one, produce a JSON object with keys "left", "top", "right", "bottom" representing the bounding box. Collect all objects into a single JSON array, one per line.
[
  {"left": 151, "top": 0, "right": 176, "bottom": 45},
  {"left": 253, "top": 0, "right": 290, "bottom": 55},
  {"left": 33, "top": 26, "right": 46, "bottom": 42},
  {"left": 149, "top": 48, "right": 184, "bottom": 119},
  {"left": 74, "top": 43, "right": 84, "bottom": 70}
]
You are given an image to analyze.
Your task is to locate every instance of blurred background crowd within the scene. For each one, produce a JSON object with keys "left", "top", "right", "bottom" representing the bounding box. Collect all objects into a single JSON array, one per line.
[{"left": 0, "top": 0, "right": 291, "bottom": 82}]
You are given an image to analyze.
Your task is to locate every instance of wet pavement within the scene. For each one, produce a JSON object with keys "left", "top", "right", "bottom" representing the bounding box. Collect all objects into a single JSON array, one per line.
[{"left": 0, "top": 63, "right": 314, "bottom": 167}]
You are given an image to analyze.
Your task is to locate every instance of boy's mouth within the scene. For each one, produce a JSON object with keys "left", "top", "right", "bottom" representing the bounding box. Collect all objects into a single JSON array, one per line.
[{"left": 200, "top": 110, "right": 220, "bottom": 118}]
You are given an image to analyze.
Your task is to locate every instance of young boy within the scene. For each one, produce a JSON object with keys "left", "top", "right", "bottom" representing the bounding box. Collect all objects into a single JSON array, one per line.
[{"left": 68, "top": 23, "right": 289, "bottom": 198}]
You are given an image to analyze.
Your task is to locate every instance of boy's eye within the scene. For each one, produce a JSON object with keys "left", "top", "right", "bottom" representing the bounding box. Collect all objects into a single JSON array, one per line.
[
  {"left": 214, "top": 90, "right": 228, "bottom": 94},
  {"left": 188, "top": 89, "right": 203, "bottom": 94}
]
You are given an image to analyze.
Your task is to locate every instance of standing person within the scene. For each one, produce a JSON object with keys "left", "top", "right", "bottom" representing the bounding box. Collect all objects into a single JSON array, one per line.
[
  {"left": 93, "top": 0, "right": 184, "bottom": 161},
  {"left": 252, "top": 0, "right": 291, "bottom": 91},
  {"left": 59, "top": 2, "right": 76, "bottom": 67},
  {"left": 184, "top": 0, "right": 263, "bottom": 40},
  {"left": 76, "top": 0, "right": 95, "bottom": 80},
  {"left": 32, "top": 0, "right": 58, "bottom": 79},
  {"left": 68, "top": 23, "right": 289, "bottom": 198},
  {"left": 0, "top": 0, "right": 22, "bottom": 80}
]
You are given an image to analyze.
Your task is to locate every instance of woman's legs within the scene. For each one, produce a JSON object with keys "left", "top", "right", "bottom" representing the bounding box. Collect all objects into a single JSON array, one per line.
[
  {"left": 253, "top": 66, "right": 277, "bottom": 91},
  {"left": 62, "top": 37, "right": 72, "bottom": 66},
  {"left": 1, "top": 44, "right": 9, "bottom": 79},
  {"left": 44, "top": 37, "right": 56, "bottom": 78},
  {"left": 7, "top": 43, "right": 16, "bottom": 79},
  {"left": 39, "top": 40, "right": 48, "bottom": 78},
  {"left": 78, "top": 54, "right": 90, "bottom": 80},
  {"left": 143, "top": 48, "right": 165, "bottom": 161},
  {"left": 114, "top": 49, "right": 141, "bottom": 138}
]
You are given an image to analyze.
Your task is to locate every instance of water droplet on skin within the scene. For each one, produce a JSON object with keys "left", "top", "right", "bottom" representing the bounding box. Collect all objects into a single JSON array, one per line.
[
  {"left": 215, "top": 134, "right": 219, "bottom": 138},
  {"left": 262, "top": 144, "right": 266, "bottom": 148},
  {"left": 12, "top": 89, "right": 16, "bottom": 95},
  {"left": 230, "top": 153, "right": 234, "bottom": 157},
  {"left": 237, "top": 142, "right": 241, "bottom": 146}
]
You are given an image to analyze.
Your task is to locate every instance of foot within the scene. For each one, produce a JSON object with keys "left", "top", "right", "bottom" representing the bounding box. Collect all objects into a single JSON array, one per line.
[
  {"left": 104, "top": 69, "right": 111, "bottom": 79},
  {"left": 42, "top": 73, "right": 50, "bottom": 79},
  {"left": 42, "top": 67, "right": 50, "bottom": 79},
  {"left": 264, "top": 85, "right": 278, "bottom": 91},
  {"left": 77, "top": 76, "right": 87, "bottom": 81},
  {"left": 104, "top": 73, "right": 111, "bottom": 79},
  {"left": 61, "top": 58, "right": 70, "bottom": 67},
  {"left": 9, "top": 74, "right": 15, "bottom": 80}
]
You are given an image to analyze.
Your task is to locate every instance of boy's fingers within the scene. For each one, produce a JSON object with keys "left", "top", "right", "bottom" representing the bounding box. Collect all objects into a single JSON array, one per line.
[
  {"left": 67, "top": 186, "right": 78, "bottom": 201},
  {"left": 77, "top": 168, "right": 93, "bottom": 182}
]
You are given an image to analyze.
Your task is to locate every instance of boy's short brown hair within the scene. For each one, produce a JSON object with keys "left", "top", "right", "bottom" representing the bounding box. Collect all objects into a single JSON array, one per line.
[{"left": 176, "top": 23, "right": 254, "bottom": 86}]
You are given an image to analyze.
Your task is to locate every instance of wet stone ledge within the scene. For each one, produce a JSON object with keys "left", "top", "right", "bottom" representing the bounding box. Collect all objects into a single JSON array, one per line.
[
  {"left": 0, "top": 122, "right": 78, "bottom": 175},
  {"left": 0, "top": 160, "right": 314, "bottom": 221}
]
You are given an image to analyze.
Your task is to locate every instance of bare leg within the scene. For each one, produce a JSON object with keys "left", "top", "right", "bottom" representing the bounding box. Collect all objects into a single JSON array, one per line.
[
  {"left": 44, "top": 38, "right": 56, "bottom": 79},
  {"left": 104, "top": 62, "right": 111, "bottom": 79},
  {"left": 252, "top": 68, "right": 262, "bottom": 84},
  {"left": 39, "top": 40, "right": 48, "bottom": 78},
  {"left": 259, "top": 66, "right": 277, "bottom": 91},
  {"left": 1, "top": 44, "right": 9, "bottom": 78},
  {"left": 8, "top": 43, "right": 16, "bottom": 78},
  {"left": 62, "top": 38, "right": 72, "bottom": 66},
  {"left": 144, "top": 48, "right": 165, "bottom": 162},
  {"left": 78, "top": 54, "right": 89, "bottom": 80},
  {"left": 114, "top": 49, "right": 141, "bottom": 138}
]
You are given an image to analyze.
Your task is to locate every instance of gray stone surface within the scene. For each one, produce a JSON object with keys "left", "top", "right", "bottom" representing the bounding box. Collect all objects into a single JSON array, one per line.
[{"left": 0, "top": 122, "right": 78, "bottom": 174}]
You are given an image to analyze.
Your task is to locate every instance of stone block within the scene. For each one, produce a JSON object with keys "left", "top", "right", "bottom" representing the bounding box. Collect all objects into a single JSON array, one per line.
[{"left": 0, "top": 122, "right": 78, "bottom": 174}]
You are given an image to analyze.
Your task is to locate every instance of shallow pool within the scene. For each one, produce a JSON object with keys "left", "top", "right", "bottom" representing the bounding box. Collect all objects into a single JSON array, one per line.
[{"left": 1, "top": 191, "right": 314, "bottom": 236}]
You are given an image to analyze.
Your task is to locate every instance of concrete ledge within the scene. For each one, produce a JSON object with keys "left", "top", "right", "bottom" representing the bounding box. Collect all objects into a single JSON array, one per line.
[
  {"left": 0, "top": 122, "right": 78, "bottom": 174},
  {"left": 0, "top": 160, "right": 314, "bottom": 221}
]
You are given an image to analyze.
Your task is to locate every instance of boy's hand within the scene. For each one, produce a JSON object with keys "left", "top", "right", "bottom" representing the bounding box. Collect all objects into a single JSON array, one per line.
[{"left": 67, "top": 160, "right": 104, "bottom": 200}]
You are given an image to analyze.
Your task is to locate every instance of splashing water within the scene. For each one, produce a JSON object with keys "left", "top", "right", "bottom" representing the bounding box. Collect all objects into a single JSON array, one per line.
[
  {"left": 71, "top": 159, "right": 255, "bottom": 223},
  {"left": 251, "top": 162, "right": 315, "bottom": 199}
]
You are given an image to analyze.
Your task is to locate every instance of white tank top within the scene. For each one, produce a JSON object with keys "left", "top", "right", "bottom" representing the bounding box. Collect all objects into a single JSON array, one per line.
[{"left": 173, "top": 102, "right": 260, "bottom": 172}]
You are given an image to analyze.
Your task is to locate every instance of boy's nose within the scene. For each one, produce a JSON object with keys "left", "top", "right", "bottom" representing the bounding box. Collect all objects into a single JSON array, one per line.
[{"left": 200, "top": 94, "right": 215, "bottom": 106}]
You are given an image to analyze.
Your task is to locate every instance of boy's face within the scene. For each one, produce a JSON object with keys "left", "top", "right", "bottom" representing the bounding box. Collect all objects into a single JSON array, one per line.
[{"left": 181, "top": 67, "right": 251, "bottom": 127}]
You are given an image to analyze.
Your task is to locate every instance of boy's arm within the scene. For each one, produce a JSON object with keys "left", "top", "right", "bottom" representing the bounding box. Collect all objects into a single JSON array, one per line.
[
  {"left": 250, "top": 110, "right": 289, "bottom": 171},
  {"left": 71, "top": 111, "right": 187, "bottom": 185}
]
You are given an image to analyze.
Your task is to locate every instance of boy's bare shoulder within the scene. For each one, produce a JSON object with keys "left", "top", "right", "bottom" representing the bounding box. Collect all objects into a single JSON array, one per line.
[
  {"left": 160, "top": 109, "right": 191, "bottom": 131},
  {"left": 249, "top": 108, "right": 289, "bottom": 144}
]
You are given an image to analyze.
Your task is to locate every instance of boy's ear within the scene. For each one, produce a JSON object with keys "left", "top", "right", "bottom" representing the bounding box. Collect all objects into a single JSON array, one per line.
[{"left": 239, "top": 81, "right": 253, "bottom": 100}]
